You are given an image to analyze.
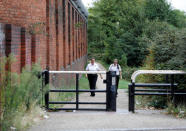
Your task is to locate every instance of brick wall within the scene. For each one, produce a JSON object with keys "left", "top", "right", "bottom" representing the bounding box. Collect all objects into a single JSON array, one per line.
[
  {"left": 0, "top": 0, "right": 88, "bottom": 119},
  {"left": 0, "top": 0, "right": 47, "bottom": 68},
  {"left": 0, "top": 0, "right": 88, "bottom": 71},
  {"left": 0, "top": 24, "right": 39, "bottom": 73},
  {"left": 45, "top": 0, "right": 88, "bottom": 70}
]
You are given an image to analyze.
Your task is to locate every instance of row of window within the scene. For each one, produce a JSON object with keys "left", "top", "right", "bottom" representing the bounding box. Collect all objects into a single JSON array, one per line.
[{"left": 46, "top": 0, "right": 87, "bottom": 69}]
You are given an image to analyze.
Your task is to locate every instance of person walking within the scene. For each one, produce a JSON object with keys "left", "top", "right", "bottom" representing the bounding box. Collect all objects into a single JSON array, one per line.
[
  {"left": 108, "top": 59, "right": 122, "bottom": 96},
  {"left": 86, "top": 58, "right": 103, "bottom": 97}
]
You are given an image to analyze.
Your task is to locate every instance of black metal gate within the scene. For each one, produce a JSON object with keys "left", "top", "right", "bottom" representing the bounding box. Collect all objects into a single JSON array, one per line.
[
  {"left": 128, "top": 70, "right": 186, "bottom": 113},
  {"left": 42, "top": 70, "right": 117, "bottom": 111}
]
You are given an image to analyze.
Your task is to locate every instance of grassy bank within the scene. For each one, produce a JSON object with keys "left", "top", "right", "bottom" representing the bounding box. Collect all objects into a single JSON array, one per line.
[
  {"left": 119, "top": 79, "right": 129, "bottom": 89},
  {"left": 79, "top": 75, "right": 90, "bottom": 89}
]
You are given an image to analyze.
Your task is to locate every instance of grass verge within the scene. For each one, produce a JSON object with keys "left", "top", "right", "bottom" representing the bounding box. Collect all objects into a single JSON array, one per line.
[{"left": 119, "top": 79, "right": 130, "bottom": 89}]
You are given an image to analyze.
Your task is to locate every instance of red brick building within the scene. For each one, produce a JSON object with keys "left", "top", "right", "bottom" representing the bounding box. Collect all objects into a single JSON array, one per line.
[
  {"left": 0, "top": 0, "right": 88, "bottom": 119},
  {"left": 0, "top": 0, "right": 88, "bottom": 73}
]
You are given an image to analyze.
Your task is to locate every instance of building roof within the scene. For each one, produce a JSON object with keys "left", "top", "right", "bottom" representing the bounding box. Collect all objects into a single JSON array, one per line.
[{"left": 71, "top": 0, "right": 88, "bottom": 20}]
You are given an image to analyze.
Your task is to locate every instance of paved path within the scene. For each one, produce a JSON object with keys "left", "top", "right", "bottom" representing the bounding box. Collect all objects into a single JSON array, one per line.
[{"left": 28, "top": 64, "right": 186, "bottom": 131}]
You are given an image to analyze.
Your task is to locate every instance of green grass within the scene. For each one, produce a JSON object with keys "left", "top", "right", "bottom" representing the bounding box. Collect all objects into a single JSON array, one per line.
[
  {"left": 49, "top": 75, "right": 89, "bottom": 109},
  {"left": 119, "top": 79, "right": 130, "bottom": 89},
  {"left": 80, "top": 74, "right": 130, "bottom": 89},
  {"left": 79, "top": 75, "right": 89, "bottom": 89}
]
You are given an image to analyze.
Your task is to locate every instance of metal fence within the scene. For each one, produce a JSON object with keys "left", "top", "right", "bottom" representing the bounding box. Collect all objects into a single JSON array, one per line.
[
  {"left": 42, "top": 70, "right": 117, "bottom": 111},
  {"left": 129, "top": 70, "right": 186, "bottom": 113}
]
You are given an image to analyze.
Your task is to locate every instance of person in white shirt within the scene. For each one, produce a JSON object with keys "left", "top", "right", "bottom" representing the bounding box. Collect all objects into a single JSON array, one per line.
[
  {"left": 109, "top": 59, "right": 122, "bottom": 96},
  {"left": 86, "top": 58, "right": 102, "bottom": 97}
]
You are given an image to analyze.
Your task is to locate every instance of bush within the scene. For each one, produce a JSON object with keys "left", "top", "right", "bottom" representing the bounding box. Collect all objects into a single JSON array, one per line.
[
  {"left": 167, "top": 103, "right": 186, "bottom": 118},
  {"left": 0, "top": 56, "right": 47, "bottom": 131},
  {"left": 147, "top": 96, "right": 168, "bottom": 109},
  {"left": 122, "top": 67, "right": 139, "bottom": 81},
  {"left": 137, "top": 28, "right": 186, "bottom": 111},
  {"left": 120, "top": 54, "right": 127, "bottom": 67},
  {"left": 151, "top": 28, "right": 186, "bottom": 70},
  {"left": 136, "top": 96, "right": 168, "bottom": 109}
]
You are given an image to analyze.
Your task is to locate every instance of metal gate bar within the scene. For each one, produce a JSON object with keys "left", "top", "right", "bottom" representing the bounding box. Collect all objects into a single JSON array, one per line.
[
  {"left": 129, "top": 70, "right": 186, "bottom": 113},
  {"left": 50, "top": 89, "right": 106, "bottom": 92}
]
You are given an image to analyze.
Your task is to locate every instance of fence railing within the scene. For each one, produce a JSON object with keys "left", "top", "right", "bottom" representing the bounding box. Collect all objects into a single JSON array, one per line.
[
  {"left": 42, "top": 70, "right": 117, "bottom": 111},
  {"left": 129, "top": 70, "right": 186, "bottom": 113}
]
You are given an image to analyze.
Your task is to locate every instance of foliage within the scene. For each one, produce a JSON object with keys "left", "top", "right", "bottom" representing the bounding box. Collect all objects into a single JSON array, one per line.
[
  {"left": 0, "top": 56, "right": 47, "bottom": 131},
  {"left": 136, "top": 95, "right": 168, "bottom": 109},
  {"left": 144, "top": 0, "right": 171, "bottom": 21},
  {"left": 144, "top": 0, "right": 186, "bottom": 28},
  {"left": 152, "top": 28, "right": 186, "bottom": 70},
  {"left": 147, "top": 96, "right": 168, "bottom": 109},
  {"left": 118, "top": 79, "right": 130, "bottom": 89},
  {"left": 122, "top": 67, "right": 139, "bottom": 81},
  {"left": 88, "top": 0, "right": 186, "bottom": 67},
  {"left": 28, "top": 22, "right": 46, "bottom": 35},
  {"left": 167, "top": 103, "right": 186, "bottom": 118},
  {"left": 137, "top": 28, "right": 186, "bottom": 110},
  {"left": 88, "top": 0, "right": 148, "bottom": 66},
  {"left": 88, "top": 0, "right": 186, "bottom": 114}
]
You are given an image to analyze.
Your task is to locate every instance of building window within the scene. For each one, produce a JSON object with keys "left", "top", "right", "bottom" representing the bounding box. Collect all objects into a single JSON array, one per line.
[{"left": 21, "top": 28, "right": 26, "bottom": 71}]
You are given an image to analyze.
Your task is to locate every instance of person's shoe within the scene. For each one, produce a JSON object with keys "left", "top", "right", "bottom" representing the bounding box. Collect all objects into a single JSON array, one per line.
[{"left": 90, "top": 94, "right": 95, "bottom": 97}]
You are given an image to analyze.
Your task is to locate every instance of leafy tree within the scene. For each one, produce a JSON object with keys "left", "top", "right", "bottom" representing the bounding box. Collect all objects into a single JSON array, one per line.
[
  {"left": 144, "top": 0, "right": 171, "bottom": 21},
  {"left": 168, "top": 9, "right": 186, "bottom": 28},
  {"left": 88, "top": 0, "right": 186, "bottom": 67},
  {"left": 151, "top": 28, "right": 186, "bottom": 70},
  {"left": 88, "top": 0, "right": 148, "bottom": 66}
]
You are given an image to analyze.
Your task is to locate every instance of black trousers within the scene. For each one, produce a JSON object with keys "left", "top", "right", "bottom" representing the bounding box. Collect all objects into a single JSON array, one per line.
[
  {"left": 88, "top": 74, "right": 98, "bottom": 95},
  {"left": 116, "top": 75, "right": 120, "bottom": 95}
]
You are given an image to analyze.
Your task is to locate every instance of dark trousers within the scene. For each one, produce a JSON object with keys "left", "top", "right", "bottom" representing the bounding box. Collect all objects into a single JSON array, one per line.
[
  {"left": 116, "top": 75, "right": 120, "bottom": 95},
  {"left": 88, "top": 74, "right": 98, "bottom": 95}
]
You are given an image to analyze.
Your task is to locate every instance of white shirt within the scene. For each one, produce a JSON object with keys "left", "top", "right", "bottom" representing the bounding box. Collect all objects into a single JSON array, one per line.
[
  {"left": 109, "top": 64, "right": 122, "bottom": 76},
  {"left": 86, "top": 63, "right": 100, "bottom": 71}
]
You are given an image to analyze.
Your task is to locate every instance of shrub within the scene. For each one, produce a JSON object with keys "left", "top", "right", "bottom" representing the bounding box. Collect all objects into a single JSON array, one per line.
[
  {"left": 137, "top": 28, "right": 186, "bottom": 111},
  {"left": 0, "top": 56, "right": 47, "bottom": 131},
  {"left": 136, "top": 96, "right": 168, "bottom": 109},
  {"left": 167, "top": 103, "right": 186, "bottom": 118},
  {"left": 122, "top": 67, "right": 139, "bottom": 81},
  {"left": 147, "top": 96, "right": 168, "bottom": 109}
]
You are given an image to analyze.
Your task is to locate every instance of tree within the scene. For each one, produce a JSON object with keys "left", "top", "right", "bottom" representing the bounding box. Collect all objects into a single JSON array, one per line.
[
  {"left": 144, "top": 0, "right": 171, "bottom": 21},
  {"left": 88, "top": 0, "right": 148, "bottom": 66},
  {"left": 88, "top": 0, "right": 186, "bottom": 67}
]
